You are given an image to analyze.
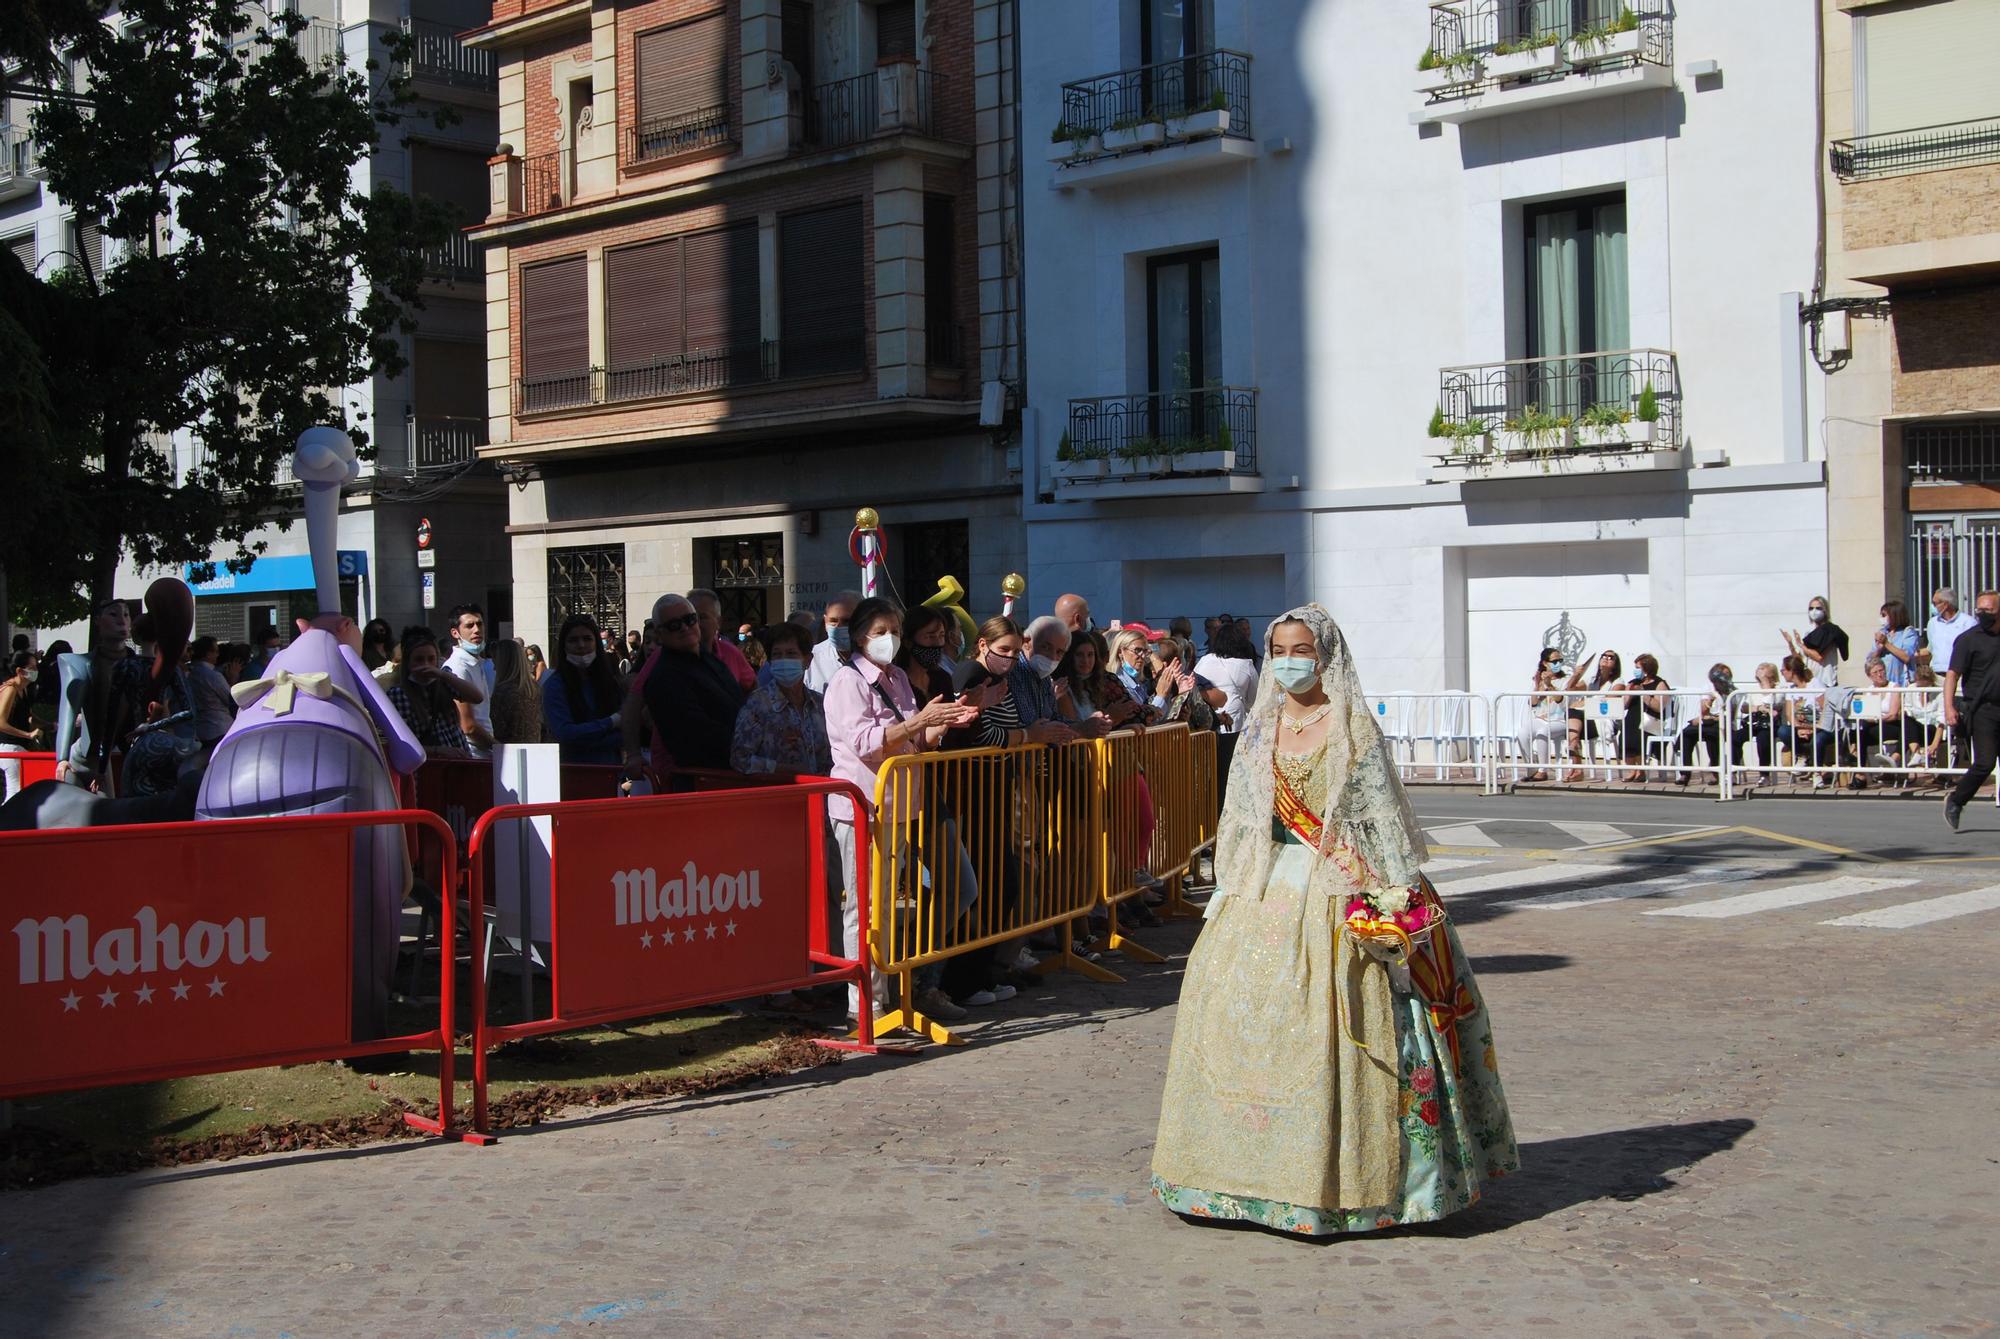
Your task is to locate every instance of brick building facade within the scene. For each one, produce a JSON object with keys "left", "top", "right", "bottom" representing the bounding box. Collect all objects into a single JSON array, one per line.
[
  {"left": 1820, "top": 0, "right": 2000, "bottom": 623},
  {"left": 466, "top": 0, "right": 1025, "bottom": 648}
]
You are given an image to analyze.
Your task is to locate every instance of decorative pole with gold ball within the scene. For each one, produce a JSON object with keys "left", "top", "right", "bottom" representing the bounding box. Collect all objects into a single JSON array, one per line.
[
  {"left": 1001, "top": 572, "right": 1026, "bottom": 620},
  {"left": 848, "top": 507, "right": 884, "bottom": 599}
]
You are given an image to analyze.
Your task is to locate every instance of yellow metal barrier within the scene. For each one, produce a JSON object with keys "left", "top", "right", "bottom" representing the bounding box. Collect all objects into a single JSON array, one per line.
[
  {"left": 1160, "top": 727, "right": 1220, "bottom": 920},
  {"left": 862, "top": 723, "right": 1212, "bottom": 1044},
  {"left": 868, "top": 739, "right": 1114, "bottom": 1044}
]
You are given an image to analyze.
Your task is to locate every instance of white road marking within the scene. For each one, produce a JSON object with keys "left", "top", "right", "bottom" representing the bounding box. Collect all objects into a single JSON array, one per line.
[
  {"left": 1820, "top": 885, "right": 2000, "bottom": 930},
  {"left": 1503, "top": 865, "right": 1764, "bottom": 909},
  {"left": 1643, "top": 876, "right": 1917, "bottom": 920},
  {"left": 1428, "top": 864, "right": 1605, "bottom": 899},
  {"left": 1545, "top": 820, "right": 1634, "bottom": 848},
  {"left": 1420, "top": 858, "right": 1488, "bottom": 875},
  {"left": 1425, "top": 822, "right": 1499, "bottom": 848}
]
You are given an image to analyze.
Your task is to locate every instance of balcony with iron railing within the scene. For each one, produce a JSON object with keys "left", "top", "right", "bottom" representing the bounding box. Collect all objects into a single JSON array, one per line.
[
  {"left": 804, "top": 67, "right": 958, "bottom": 151},
  {"left": 407, "top": 413, "right": 488, "bottom": 471},
  {"left": 518, "top": 150, "right": 564, "bottom": 215},
  {"left": 517, "top": 340, "right": 783, "bottom": 417},
  {"left": 628, "top": 103, "right": 732, "bottom": 166},
  {"left": 1428, "top": 348, "right": 1683, "bottom": 482},
  {"left": 1415, "top": 0, "right": 1673, "bottom": 125},
  {"left": 400, "top": 16, "right": 496, "bottom": 96},
  {"left": 1050, "top": 50, "right": 1254, "bottom": 188},
  {"left": 0, "top": 124, "right": 44, "bottom": 201},
  {"left": 1830, "top": 116, "right": 2000, "bottom": 183},
  {"left": 1056, "top": 386, "right": 1260, "bottom": 498},
  {"left": 422, "top": 230, "right": 484, "bottom": 285}
]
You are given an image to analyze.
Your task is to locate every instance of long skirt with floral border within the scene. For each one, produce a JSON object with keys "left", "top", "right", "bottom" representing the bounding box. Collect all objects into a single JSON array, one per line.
[{"left": 1150, "top": 844, "right": 1518, "bottom": 1236}]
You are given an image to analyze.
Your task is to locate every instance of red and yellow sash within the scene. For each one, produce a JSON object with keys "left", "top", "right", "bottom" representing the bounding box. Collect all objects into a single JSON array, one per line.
[
  {"left": 1275, "top": 766, "right": 1383, "bottom": 890},
  {"left": 1402, "top": 884, "right": 1480, "bottom": 1070}
]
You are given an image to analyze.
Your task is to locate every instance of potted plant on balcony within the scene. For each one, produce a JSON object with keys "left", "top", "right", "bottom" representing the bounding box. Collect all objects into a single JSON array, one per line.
[
  {"left": 1416, "top": 45, "right": 1485, "bottom": 93},
  {"left": 1485, "top": 32, "right": 1563, "bottom": 81},
  {"left": 1053, "top": 431, "right": 1112, "bottom": 481},
  {"left": 1567, "top": 6, "right": 1643, "bottom": 67},
  {"left": 1170, "top": 88, "right": 1232, "bottom": 140},
  {"left": 1500, "top": 405, "right": 1573, "bottom": 467},
  {"left": 1047, "top": 119, "right": 1099, "bottom": 164},
  {"left": 1171, "top": 422, "right": 1238, "bottom": 473},
  {"left": 1576, "top": 401, "right": 1635, "bottom": 447},
  {"left": 1431, "top": 412, "right": 1495, "bottom": 462},
  {"left": 1102, "top": 110, "right": 1168, "bottom": 153},
  {"left": 1631, "top": 382, "right": 1663, "bottom": 443}
]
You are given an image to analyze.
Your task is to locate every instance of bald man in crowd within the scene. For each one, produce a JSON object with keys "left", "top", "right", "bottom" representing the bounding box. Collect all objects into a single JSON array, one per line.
[{"left": 1055, "top": 593, "right": 1092, "bottom": 636}]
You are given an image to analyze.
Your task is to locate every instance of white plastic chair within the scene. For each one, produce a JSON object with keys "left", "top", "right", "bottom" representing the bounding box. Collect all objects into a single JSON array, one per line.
[{"left": 1432, "top": 690, "right": 1486, "bottom": 781}]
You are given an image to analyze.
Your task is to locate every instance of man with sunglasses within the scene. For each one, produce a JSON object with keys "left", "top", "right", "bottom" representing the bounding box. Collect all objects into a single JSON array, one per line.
[
  {"left": 622, "top": 593, "right": 747, "bottom": 784},
  {"left": 1942, "top": 590, "right": 2000, "bottom": 831}
]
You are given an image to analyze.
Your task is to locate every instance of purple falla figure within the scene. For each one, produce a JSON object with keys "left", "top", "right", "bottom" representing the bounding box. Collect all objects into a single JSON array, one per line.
[{"left": 195, "top": 427, "right": 424, "bottom": 1038}]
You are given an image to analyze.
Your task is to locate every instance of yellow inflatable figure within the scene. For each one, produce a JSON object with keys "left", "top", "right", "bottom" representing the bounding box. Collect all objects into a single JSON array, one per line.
[{"left": 923, "top": 576, "right": 980, "bottom": 649}]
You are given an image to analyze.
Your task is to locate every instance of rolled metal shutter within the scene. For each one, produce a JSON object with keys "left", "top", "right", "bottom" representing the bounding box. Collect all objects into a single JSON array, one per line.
[
  {"left": 635, "top": 13, "right": 728, "bottom": 132},
  {"left": 519, "top": 254, "right": 589, "bottom": 410},
  {"left": 779, "top": 201, "right": 864, "bottom": 377},
  {"left": 606, "top": 238, "right": 683, "bottom": 384},
  {"left": 1862, "top": 2, "right": 2000, "bottom": 136},
  {"left": 685, "top": 222, "right": 762, "bottom": 385},
  {"left": 876, "top": 0, "right": 915, "bottom": 60}
]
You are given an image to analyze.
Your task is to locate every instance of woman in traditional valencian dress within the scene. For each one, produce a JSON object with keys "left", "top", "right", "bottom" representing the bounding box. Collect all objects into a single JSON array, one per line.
[{"left": 1152, "top": 604, "right": 1518, "bottom": 1235}]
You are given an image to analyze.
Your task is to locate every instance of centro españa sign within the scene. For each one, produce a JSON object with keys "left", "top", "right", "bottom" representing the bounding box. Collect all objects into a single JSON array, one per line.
[{"left": 550, "top": 805, "right": 808, "bottom": 1018}]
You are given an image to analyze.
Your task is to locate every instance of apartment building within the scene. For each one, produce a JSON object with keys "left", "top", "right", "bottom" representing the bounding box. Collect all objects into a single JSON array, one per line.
[
  {"left": 467, "top": 0, "right": 1025, "bottom": 650},
  {"left": 1818, "top": 0, "right": 2000, "bottom": 621},
  {"left": 4, "top": 1, "right": 508, "bottom": 646},
  {"left": 1022, "top": 1, "right": 1828, "bottom": 699}
]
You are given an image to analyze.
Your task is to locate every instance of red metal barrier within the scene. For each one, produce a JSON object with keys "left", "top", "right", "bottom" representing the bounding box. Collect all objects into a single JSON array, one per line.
[
  {"left": 0, "top": 809, "right": 472, "bottom": 1141},
  {"left": 465, "top": 780, "right": 878, "bottom": 1136},
  {"left": 10, "top": 752, "right": 60, "bottom": 788}
]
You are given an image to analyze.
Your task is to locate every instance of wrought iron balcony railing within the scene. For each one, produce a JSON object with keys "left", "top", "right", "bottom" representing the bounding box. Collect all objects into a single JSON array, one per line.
[
  {"left": 1907, "top": 419, "right": 2000, "bottom": 486},
  {"left": 520, "top": 151, "right": 564, "bottom": 215},
  {"left": 422, "top": 231, "right": 483, "bottom": 284},
  {"left": 628, "top": 104, "right": 732, "bottom": 164},
  {"left": 925, "top": 319, "right": 965, "bottom": 370},
  {"left": 518, "top": 341, "right": 782, "bottom": 416},
  {"left": 400, "top": 16, "right": 496, "bottom": 93},
  {"left": 408, "top": 414, "right": 487, "bottom": 470},
  {"left": 805, "top": 68, "right": 956, "bottom": 150},
  {"left": 1422, "top": 0, "right": 1670, "bottom": 99},
  {"left": 1058, "top": 49, "right": 1252, "bottom": 140},
  {"left": 1436, "top": 348, "right": 1681, "bottom": 452},
  {"left": 1064, "top": 387, "right": 1258, "bottom": 474},
  {"left": 1830, "top": 116, "right": 2000, "bottom": 182}
]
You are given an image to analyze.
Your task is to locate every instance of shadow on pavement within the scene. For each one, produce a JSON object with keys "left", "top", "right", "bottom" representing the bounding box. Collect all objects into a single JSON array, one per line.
[
  {"left": 1468, "top": 953, "right": 1573, "bottom": 975},
  {"left": 1445, "top": 1117, "right": 1756, "bottom": 1234}
]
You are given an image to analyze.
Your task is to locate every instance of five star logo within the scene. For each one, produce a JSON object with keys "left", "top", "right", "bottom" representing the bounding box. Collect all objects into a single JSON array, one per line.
[
  {"left": 682, "top": 926, "right": 696, "bottom": 943},
  {"left": 134, "top": 984, "right": 155, "bottom": 1004},
  {"left": 639, "top": 931, "right": 653, "bottom": 948},
  {"left": 171, "top": 980, "right": 192, "bottom": 1001},
  {"left": 704, "top": 923, "right": 718, "bottom": 940},
  {"left": 207, "top": 977, "right": 227, "bottom": 997},
  {"left": 724, "top": 920, "right": 738, "bottom": 938},
  {"left": 60, "top": 991, "right": 81, "bottom": 1013},
  {"left": 96, "top": 986, "right": 118, "bottom": 1008}
]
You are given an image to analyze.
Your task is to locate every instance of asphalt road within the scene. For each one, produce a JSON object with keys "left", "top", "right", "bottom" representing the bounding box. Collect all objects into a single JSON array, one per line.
[{"left": 3, "top": 792, "right": 1996, "bottom": 1337}]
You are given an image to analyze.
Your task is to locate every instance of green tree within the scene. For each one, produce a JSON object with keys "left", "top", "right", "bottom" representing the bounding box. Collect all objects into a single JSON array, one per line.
[{"left": 0, "top": 0, "right": 450, "bottom": 624}]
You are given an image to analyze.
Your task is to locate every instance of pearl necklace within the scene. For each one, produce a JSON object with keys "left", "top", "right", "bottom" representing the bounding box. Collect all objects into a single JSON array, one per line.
[{"left": 1280, "top": 702, "right": 1333, "bottom": 734}]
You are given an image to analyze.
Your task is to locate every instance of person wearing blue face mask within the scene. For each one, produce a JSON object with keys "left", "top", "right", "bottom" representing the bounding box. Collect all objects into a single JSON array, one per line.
[
  {"left": 804, "top": 590, "right": 863, "bottom": 694},
  {"left": 444, "top": 602, "right": 497, "bottom": 759},
  {"left": 1151, "top": 603, "right": 1517, "bottom": 1238},
  {"left": 730, "top": 622, "right": 831, "bottom": 780}
]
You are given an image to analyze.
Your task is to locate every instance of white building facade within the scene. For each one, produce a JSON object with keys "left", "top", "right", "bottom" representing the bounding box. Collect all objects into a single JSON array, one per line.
[{"left": 1021, "top": 0, "right": 1829, "bottom": 701}]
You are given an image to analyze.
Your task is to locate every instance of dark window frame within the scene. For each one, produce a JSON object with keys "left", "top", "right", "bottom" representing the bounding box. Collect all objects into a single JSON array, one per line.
[
  {"left": 1521, "top": 189, "right": 1626, "bottom": 361},
  {"left": 1145, "top": 245, "right": 1222, "bottom": 396}
]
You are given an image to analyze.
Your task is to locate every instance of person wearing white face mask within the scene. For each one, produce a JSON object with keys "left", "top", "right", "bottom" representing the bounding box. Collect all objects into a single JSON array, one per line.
[
  {"left": 824, "top": 597, "right": 982, "bottom": 1025},
  {"left": 804, "top": 590, "right": 863, "bottom": 694},
  {"left": 0, "top": 651, "right": 46, "bottom": 801},
  {"left": 1783, "top": 596, "right": 1849, "bottom": 688}
]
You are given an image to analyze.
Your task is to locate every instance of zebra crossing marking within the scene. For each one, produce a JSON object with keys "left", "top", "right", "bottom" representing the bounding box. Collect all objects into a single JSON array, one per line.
[
  {"left": 1427, "top": 864, "right": 1605, "bottom": 899},
  {"left": 1502, "top": 864, "right": 1764, "bottom": 910},
  {"left": 1424, "top": 823, "right": 1500, "bottom": 848},
  {"left": 1819, "top": 885, "right": 2000, "bottom": 929},
  {"left": 1643, "top": 876, "right": 1917, "bottom": 920}
]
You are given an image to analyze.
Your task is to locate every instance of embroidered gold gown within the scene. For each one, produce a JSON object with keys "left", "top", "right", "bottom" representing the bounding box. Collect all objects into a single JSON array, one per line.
[{"left": 1150, "top": 739, "right": 1519, "bottom": 1235}]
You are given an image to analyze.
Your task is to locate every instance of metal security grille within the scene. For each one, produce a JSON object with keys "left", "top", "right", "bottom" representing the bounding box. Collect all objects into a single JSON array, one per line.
[
  {"left": 548, "top": 544, "right": 627, "bottom": 642},
  {"left": 1909, "top": 516, "right": 2000, "bottom": 608},
  {"left": 707, "top": 534, "right": 783, "bottom": 630},
  {"left": 1906, "top": 420, "right": 2000, "bottom": 485}
]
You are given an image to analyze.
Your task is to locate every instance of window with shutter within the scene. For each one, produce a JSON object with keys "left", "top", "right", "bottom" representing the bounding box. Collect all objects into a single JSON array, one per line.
[
  {"left": 1860, "top": 1, "right": 2000, "bottom": 136},
  {"left": 604, "top": 223, "right": 764, "bottom": 402},
  {"left": 6, "top": 232, "right": 34, "bottom": 273},
  {"left": 876, "top": 0, "right": 916, "bottom": 60},
  {"left": 780, "top": 201, "right": 865, "bottom": 378},
  {"left": 923, "top": 194, "right": 957, "bottom": 367},
  {"left": 683, "top": 222, "right": 764, "bottom": 387},
  {"left": 606, "top": 238, "right": 684, "bottom": 401},
  {"left": 68, "top": 217, "right": 104, "bottom": 275},
  {"left": 633, "top": 13, "right": 731, "bottom": 161},
  {"left": 519, "top": 255, "right": 591, "bottom": 413}
]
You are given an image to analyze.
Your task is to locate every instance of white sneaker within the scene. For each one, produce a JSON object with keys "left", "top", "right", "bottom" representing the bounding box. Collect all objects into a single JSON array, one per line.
[
  {"left": 962, "top": 989, "right": 999, "bottom": 1007},
  {"left": 1013, "top": 947, "right": 1040, "bottom": 971},
  {"left": 988, "top": 983, "right": 1017, "bottom": 1002}
]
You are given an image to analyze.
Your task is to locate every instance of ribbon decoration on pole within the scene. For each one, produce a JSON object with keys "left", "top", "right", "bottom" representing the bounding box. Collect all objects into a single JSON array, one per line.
[
  {"left": 1001, "top": 573, "right": 1026, "bottom": 621},
  {"left": 848, "top": 507, "right": 884, "bottom": 599}
]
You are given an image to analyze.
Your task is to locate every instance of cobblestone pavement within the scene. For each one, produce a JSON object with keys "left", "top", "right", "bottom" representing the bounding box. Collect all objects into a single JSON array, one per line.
[{"left": 4, "top": 832, "right": 1999, "bottom": 1338}]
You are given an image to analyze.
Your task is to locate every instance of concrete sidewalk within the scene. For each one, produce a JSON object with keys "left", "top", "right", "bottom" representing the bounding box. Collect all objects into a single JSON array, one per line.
[{"left": 2, "top": 856, "right": 1995, "bottom": 1337}]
